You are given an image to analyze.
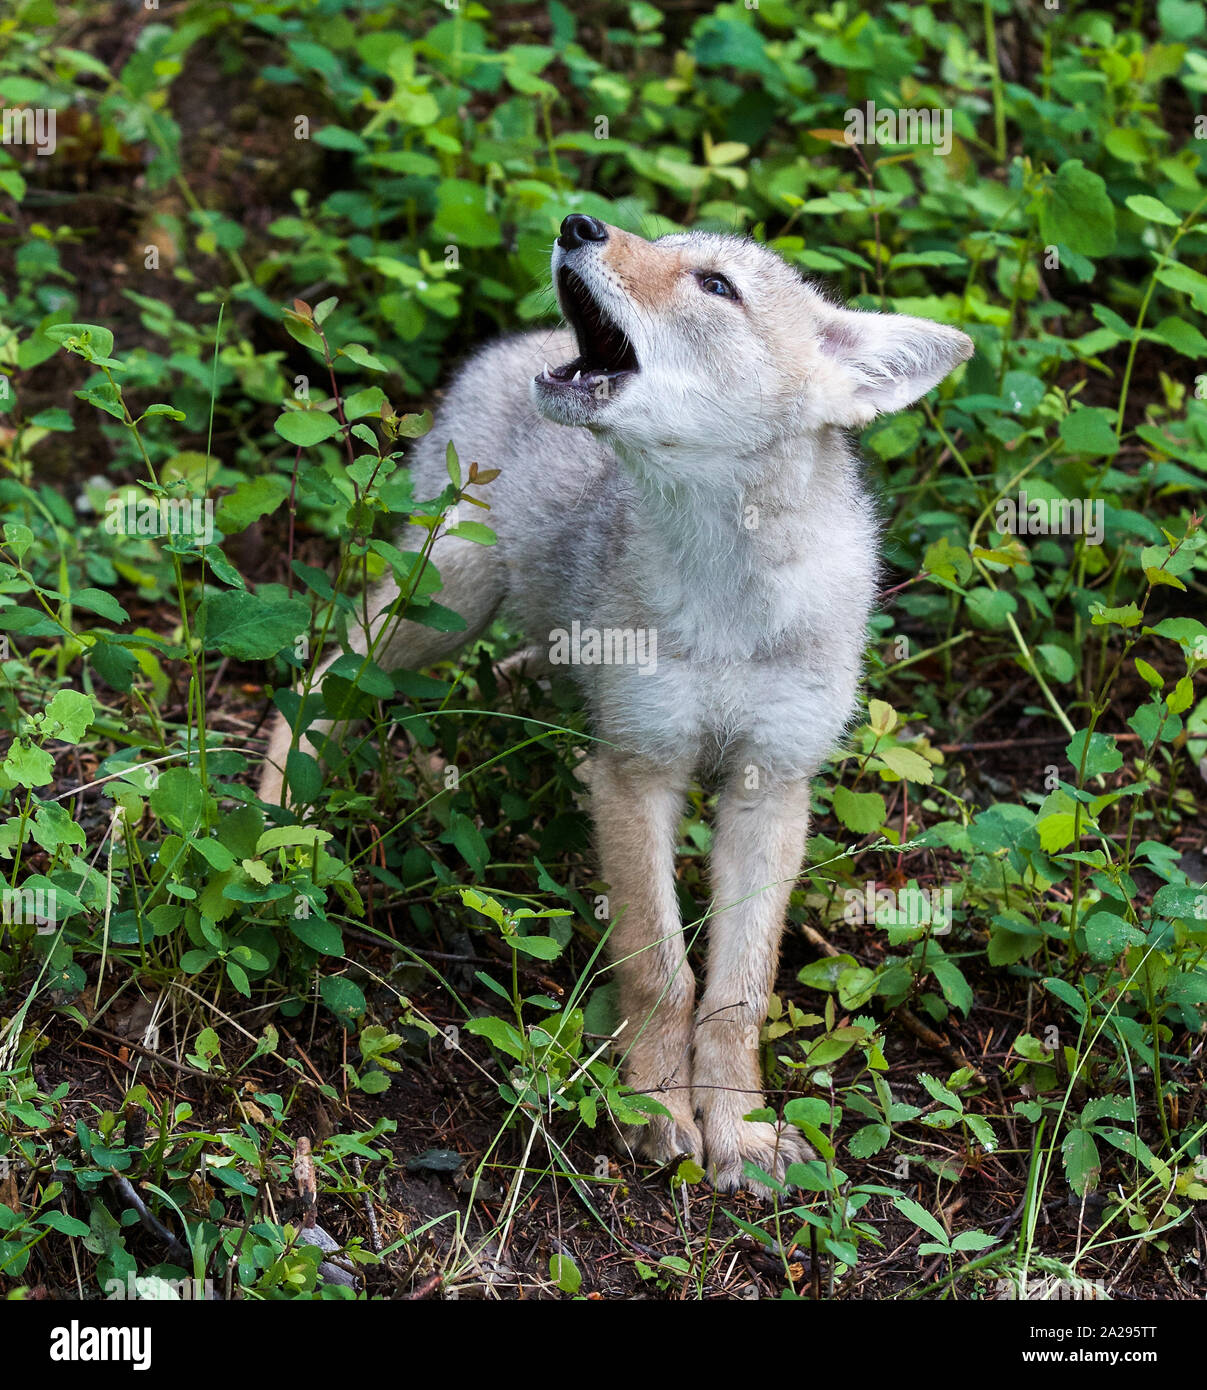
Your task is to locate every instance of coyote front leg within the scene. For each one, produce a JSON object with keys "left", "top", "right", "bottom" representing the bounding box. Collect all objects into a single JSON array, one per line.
[
  {"left": 590, "top": 753, "right": 702, "bottom": 1167},
  {"left": 695, "top": 772, "right": 815, "bottom": 1192}
]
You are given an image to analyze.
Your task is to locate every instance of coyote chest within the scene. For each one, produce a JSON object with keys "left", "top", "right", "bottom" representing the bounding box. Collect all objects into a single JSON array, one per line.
[
  {"left": 528, "top": 463, "right": 872, "bottom": 776},
  {"left": 586, "top": 647, "right": 857, "bottom": 778}
]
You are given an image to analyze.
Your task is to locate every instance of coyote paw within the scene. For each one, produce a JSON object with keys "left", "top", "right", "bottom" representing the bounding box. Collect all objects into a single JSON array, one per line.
[
  {"left": 703, "top": 1118, "right": 815, "bottom": 1195},
  {"left": 628, "top": 1096, "right": 704, "bottom": 1170},
  {"left": 492, "top": 645, "right": 551, "bottom": 696}
]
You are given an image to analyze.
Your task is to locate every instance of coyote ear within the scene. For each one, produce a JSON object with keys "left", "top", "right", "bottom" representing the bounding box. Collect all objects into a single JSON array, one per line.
[{"left": 816, "top": 307, "right": 973, "bottom": 426}]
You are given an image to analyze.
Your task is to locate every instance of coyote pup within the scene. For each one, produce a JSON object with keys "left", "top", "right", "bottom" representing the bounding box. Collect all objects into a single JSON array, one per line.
[{"left": 260, "top": 215, "right": 973, "bottom": 1190}]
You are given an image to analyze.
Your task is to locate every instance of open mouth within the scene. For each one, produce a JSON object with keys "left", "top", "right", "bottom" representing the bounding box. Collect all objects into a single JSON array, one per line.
[{"left": 539, "top": 267, "right": 639, "bottom": 398}]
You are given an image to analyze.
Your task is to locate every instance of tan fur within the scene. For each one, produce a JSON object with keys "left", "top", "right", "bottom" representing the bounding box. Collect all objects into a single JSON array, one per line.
[
  {"left": 586, "top": 753, "right": 702, "bottom": 1164},
  {"left": 692, "top": 775, "right": 815, "bottom": 1186},
  {"left": 599, "top": 227, "right": 687, "bottom": 311},
  {"left": 582, "top": 750, "right": 818, "bottom": 1188}
]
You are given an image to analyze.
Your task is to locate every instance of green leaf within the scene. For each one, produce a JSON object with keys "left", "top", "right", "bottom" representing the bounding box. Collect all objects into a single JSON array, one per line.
[
  {"left": 30, "top": 802, "right": 86, "bottom": 855},
  {"left": 831, "top": 786, "right": 886, "bottom": 834},
  {"left": 290, "top": 915, "right": 344, "bottom": 955},
  {"left": 1084, "top": 912, "right": 1146, "bottom": 961},
  {"left": 394, "top": 410, "right": 434, "bottom": 438},
  {"left": 70, "top": 588, "right": 129, "bottom": 624},
  {"left": 191, "top": 837, "right": 235, "bottom": 871},
  {"left": 204, "top": 591, "right": 309, "bottom": 660},
  {"left": 1090, "top": 603, "right": 1142, "bottom": 628},
  {"left": 1082, "top": 1095, "right": 1136, "bottom": 1127},
  {"left": 1059, "top": 407, "right": 1119, "bottom": 457},
  {"left": 1124, "top": 194, "right": 1181, "bottom": 227},
  {"left": 466, "top": 1015, "right": 526, "bottom": 1060},
  {"left": 328, "top": 654, "right": 394, "bottom": 699},
  {"left": 923, "top": 536, "right": 971, "bottom": 586},
  {"left": 345, "top": 387, "right": 387, "bottom": 421},
  {"left": 150, "top": 768, "right": 206, "bottom": 837},
  {"left": 319, "top": 974, "right": 366, "bottom": 1023},
  {"left": 409, "top": 600, "right": 468, "bottom": 634},
  {"left": 879, "top": 745, "right": 934, "bottom": 784},
  {"left": 1145, "top": 617, "right": 1207, "bottom": 651},
  {"left": 1159, "top": 0, "right": 1205, "bottom": 38},
  {"left": 444, "top": 811, "right": 487, "bottom": 874},
  {"left": 314, "top": 125, "right": 367, "bottom": 152},
  {"left": 256, "top": 826, "right": 333, "bottom": 855},
  {"left": 866, "top": 411, "right": 922, "bottom": 460},
  {"left": 930, "top": 957, "right": 972, "bottom": 1014},
  {"left": 1151, "top": 316, "right": 1207, "bottom": 357},
  {"left": 1034, "top": 644, "right": 1075, "bottom": 684},
  {"left": 216, "top": 475, "right": 292, "bottom": 533},
  {"left": 75, "top": 384, "right": 125, "bottom": 420},
  {"left": 43, "top": 689, "right": 94, "bottom": 742},
  {"left": 889, "top": 250, "right": 966, "bottom": 270},
  {"left": 988, "top": 922, "right": 1035, "bottom": 966},
  {"left": 445, "top": 521, "right": 496, "bottom": 545},
  {"left": 36, "top": 1211, "right": 91, "bottom": 1237},
  {"left": 3, "top": 522, "right": 34, "bottom": 559},
  {"left": 1043, "top": 977, "right": 1087, "bottom": 1022},
  {"left": 1062, "top": 1128, "right": 1101, "bottom": 1196},
  {"left": 549, "top": 1253, "right": 582, "bottom": 1294},
  {"left": 1151, "top": 885, "right": 1205, "bottom": 921},
  {"left": 1066, "top": 729, "right": 1123, "bottom": 779},
  {"left": 846, "top": 1123, "right": 890, "bottom": 1158},
  {"left": 893, "top": 1195, "right": 949, "bottom": 1245},
  {"left": 432, "top": 178, "right": 500, "bottom": 248},
  {"left": 965, "top": 587, "right": 1017, "bottom": 629},
  {"left": 511, "top": 934, "right": 563, "bottom": 961},
  {"left": 340, "top": 342, "right": 388, "bottom": 372},
  {"left": 1155, "top": 262, "right": 1207, "bottom": 312},
  {"left": 837, "top": 965, "right": 878, "bottom": 1010},
  {"left": 1104, "top": 128, "right": 1148, "bottom": 164},
  {"left": 1039, "top": 161, "right": 1116, "bottom": 258},
  {"left": 274, "top": 411, "right": 341, "bottom": 446},
  {"left": 45, "top": 322, "right": 115, "bottom": 362},
  {"left": 1037, "top": 812, "right": 1077, "bottom": 853},
  {"left": 1134, "top": 658, "right": 1163, "bottom": 689},
  {"left": 950, "top": 1229, "right": 998, "bottom": 1252},
  {"left": 285, "top": 750, "right": 323, "bottom": 804},
  {"left": 282, "top": 313, "right": 324, "bottom": 353},
  {"left": 798, "top": 953, "right": 861, "bottom": 994}
]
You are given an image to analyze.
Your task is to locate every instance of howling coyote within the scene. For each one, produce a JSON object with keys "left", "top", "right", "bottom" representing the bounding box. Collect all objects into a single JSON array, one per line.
[{"left": 260, "top": 214, "right": 973, "bottom": 1190}]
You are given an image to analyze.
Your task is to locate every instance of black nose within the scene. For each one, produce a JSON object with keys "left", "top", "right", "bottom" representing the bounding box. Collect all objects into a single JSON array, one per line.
[{"left": 558, "top": 213, "right": 608, "bottom": 250}]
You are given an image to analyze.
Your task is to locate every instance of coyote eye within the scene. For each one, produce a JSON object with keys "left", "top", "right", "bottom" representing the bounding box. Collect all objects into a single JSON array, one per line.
[{"left": 695, "top": 271, "right": 738, "bottom": 301}]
